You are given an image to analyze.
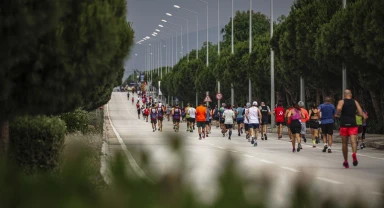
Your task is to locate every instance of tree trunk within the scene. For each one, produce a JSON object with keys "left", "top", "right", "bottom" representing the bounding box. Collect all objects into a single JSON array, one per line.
[
  {"left": 0, "top": 121, "right": 9, "bottom": 160},
  {"left": 369, "top": 90, "right": 381, "bottom": 121}
]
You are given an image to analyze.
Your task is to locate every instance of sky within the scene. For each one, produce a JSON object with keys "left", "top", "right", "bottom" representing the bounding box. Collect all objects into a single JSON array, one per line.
[{"left": 124, "top": 0, "right": 295, "bottom": 80}]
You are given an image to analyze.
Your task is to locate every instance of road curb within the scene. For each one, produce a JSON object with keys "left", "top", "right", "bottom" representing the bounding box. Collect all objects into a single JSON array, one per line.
[{"left": 100, "top": 107, "right": 111, "bottom": 184}]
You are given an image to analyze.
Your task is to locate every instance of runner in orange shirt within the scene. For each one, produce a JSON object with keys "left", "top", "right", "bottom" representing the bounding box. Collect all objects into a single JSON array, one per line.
[
  {"left": 298, "top": 101, "right": 309, "bottom": 144},
  {"left": 196, "top": 102, "right": 207, "bottom": 140}
]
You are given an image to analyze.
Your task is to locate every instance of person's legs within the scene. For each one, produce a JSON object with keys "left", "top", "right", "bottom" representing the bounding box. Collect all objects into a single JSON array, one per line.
[{"left": 327, "top": 134, "right": 333, "bottom": 152}]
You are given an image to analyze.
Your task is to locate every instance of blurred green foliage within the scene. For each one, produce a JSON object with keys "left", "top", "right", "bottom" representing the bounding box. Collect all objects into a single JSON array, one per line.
[
  {"left": 9, "top": 115, "right": 66, "bottom": 174},
  {"left": 1, "top": 132, "right": 383, "bottom": 208},
  {"left": 60, "top": 109, "right": 90, "bottom": 134}
]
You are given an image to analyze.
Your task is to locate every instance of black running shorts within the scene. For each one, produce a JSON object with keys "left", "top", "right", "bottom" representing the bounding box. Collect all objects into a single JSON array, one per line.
[
  {"left": 321, "top": 123, "right": 334, "bottom": 135},
  {"left": 290, "top": 120, "right": 301, "bottom": 134}
]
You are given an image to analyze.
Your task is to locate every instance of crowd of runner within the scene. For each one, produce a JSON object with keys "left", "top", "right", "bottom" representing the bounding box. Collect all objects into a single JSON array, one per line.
[{"left": 128, "top": 89, "right": 368, "bottom": 169}]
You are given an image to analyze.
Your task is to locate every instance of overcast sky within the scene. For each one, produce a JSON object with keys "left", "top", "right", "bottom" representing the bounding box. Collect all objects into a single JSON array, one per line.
[{"left": 124, "top": 0, "right": 294, "bottom": 79}]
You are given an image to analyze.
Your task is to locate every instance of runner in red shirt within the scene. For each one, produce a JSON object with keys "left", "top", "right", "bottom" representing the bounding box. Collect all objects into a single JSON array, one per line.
[
  {"left": 274, "top": 101, "right": 285, "bottom": 139},
  {"left": 285, "top": 103, "right": 294, "bottom": 142},
  {"left": 136, "top": 101, "right": 141, "bottom": 119}
]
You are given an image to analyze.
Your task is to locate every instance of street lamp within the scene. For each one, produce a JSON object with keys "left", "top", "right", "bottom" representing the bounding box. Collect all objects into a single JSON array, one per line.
[
  {"left": 159, "top": 24, "right": 179, "bottom": 63},
  {"left": 174, "top": 5, "right": 199, "bottom": 60},
  {"left": 166, "top": 12, "right": 190, "bottom": 62},
  {"left": 162, "top": 19, "right": 183, "bottom": 58},
  {"left": 197, "top": 0, "right": 209, "bottom": 67}
]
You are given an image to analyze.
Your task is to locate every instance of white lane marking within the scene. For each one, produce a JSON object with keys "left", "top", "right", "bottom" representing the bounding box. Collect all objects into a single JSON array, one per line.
[
  {"left": 243, "top": 154, "right": 254, "bottom": 158},
  {"left": 259, "top": 159, "right": 274, "bottom": 164},
  {"left": 371, "top": 191, "right": 384, "bottom": 196},
  {"left": 316, "top": 177, "right": 343, "bottom": 185},
  {"left": 231, "top": 150, "right": 238, "bottom": 153},
  {"left": 107, "top": 103, "right": 153, "bottom": 183},
  {"left": 215, "top": 146, "right": 226, "bottom": 150},
  {"left": 274, "top": 137, "right": 384, "bottom": 161},
  {"left": 118, "top": 93, "right": 147, "bottom": 124},
  {"left": 279, "top": 166, "right": 300, "bottom": 173},
  {"left": 356, "top": 153, "right": 384, "bottom": 161}
]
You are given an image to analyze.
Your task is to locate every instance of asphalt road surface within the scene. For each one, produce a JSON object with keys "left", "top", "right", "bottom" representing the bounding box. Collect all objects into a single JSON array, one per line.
[{"left": 107, "top": 92, "right": 384, "bottom": 207}]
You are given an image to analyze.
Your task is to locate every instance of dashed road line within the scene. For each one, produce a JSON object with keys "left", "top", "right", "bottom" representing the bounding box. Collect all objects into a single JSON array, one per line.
[
  {"left": 316, "top": 177, "right": 343, "bottom": 185},
  {"left": 243, "top": 154, "right": 254, "bottom": 158},
  {"left": 259, "top": 159, "right": 274, "bottom": 164},
  {"left": 279, "top": 166, "right": 300, "bottom": 173},
  {"left": 215, "top": 146, "right": 226, "bottom": 150}
]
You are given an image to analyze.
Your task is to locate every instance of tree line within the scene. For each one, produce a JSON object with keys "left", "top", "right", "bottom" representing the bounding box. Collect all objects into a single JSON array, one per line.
[
  {"left": 150, "top": 0, "right": 383, "bottom": 133},
  {"left": 0, "top": 0, "right": 134, "bottom": 157}
]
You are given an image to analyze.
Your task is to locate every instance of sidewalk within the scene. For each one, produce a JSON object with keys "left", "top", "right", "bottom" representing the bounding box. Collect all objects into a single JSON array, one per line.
[{"left": 268, "top": 126, "right": 384, "bottom": 150}]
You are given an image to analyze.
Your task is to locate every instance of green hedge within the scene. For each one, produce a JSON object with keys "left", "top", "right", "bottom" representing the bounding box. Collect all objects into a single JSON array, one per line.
[
  {"left": 60, "top": 109, "right": 90, "bottom": 133},
  {"left": 9, "top": 115, "right": 66, "bottom": 173}
]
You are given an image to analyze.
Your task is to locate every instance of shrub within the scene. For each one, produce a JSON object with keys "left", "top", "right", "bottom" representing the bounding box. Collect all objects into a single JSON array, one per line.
[
  {"left": 60, "top": 109, "right": 90, "bottom": 133},
  {"left": 9, "top": 115, "right": 66, "bottom": 174}
]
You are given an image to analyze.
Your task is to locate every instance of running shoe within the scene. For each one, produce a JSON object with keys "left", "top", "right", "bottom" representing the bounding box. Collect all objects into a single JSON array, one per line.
[
  {"left": 357, "top": 145, "right": 360, "bottom": 150},
  {"left": 343, "top": 161, "right": 349, "bottom": 169},
  {"left": 303, "top": 136, "right": 307, "bottom": 143},
  {"left": 328, "top": 149, "right": 332, "bottom": 153},
  {"left": 199, "top": 135, "right": 202, "bottom": 140},
  {"left": 251, "top": 138, "right": 255, "bottom": 144},
  {"left": 265, "top": 134, "right": 267, "bottom": 140},
  {"left": 241, "top": 128, "right": 243, "bottom": 134},
  {"left": 228, "top": 136, "right": 231, "bottom": 140},
  {"left": 297, "top": 144, "right": 301, "bottom": 152},
  {"left": 292, "top": 148, "right": 296, "bottom": 153},
  {"left": 322, "top": 145, "right": 328, "bottom": 153},
  {"left": 202, "top": 132, "right": 205, "bottom": 139},
  {"left": 362, "top": 143, "right": 366, "bottom": 148},
  {"left": 352, "top": 153, "right": 358, "bottom": 166},
  {"left": 313, "top": 145, "right": 316, "bottom": 148},
  {"left": 315, "top": 137, "right": 320, "bottom": 144},
  {"left": 206, "top": 134, "right": 209, "bottom": 138},
  {"left": 360, "top": 144, "right": 364, "bottom": 150},
  {"left": 153, "top": 129, "right": 155, "bottom": 132},
  {"left": 253, "top": 141, "right": 257, "bottom": 146},
  {"left": 261, "top": 137, "right": 264, "bottom": 141},
  {"left": 193, "top": 126, "right": 195, "bottom": 130},
  {"left": 223, "top": 133, "right": 225, "bottom": 137},
  {"left": 238, "top": 133, "right": 241, "bottom": 136}
]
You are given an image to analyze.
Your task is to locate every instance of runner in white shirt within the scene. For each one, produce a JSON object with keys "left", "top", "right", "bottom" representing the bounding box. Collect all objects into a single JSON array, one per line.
[
  {"left": 188, "top": 106, "right": 196, "bottom": 132},
  {"left": 223, "top": 105, "right": 235, "bottom": 140},
  {"left": 245, "top": 101, "right": 262, "bottom": 146},
  {"left": 244, "top": 103, "right": 251, "bottom": 142}
]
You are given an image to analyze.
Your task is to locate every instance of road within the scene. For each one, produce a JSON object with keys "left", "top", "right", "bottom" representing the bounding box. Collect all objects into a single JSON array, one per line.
[{"left": 107, "top": 92, "right": 384, "bottom": 207}]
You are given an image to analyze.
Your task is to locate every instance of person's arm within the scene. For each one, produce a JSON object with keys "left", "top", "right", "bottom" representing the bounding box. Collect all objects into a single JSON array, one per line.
[
  {"left": 287, "top": 109, "right": 293, "bottom": 118},
  {"left": 336, "top": 100, "right": 344, "bottom": 117},
  {"left": 258, "top": 109, "right": 262, "bottom": 121},
  {"left": 172, "top": 109, "right": 174, "bottom": 116},
  {"left": 355, "top": 100, "right": 367, "bottom": 120},
  {"left": 245, "top": 110, "right": 249, "bottom": 121},
  {"left": 300, "top": 110, "right": 305, "bottom": 119},
  {"left": 232, "top": 111, "right": 235, "bottom": 119},
  {"left": 268, "top": 106, "right": 271, "bottom": 115}
]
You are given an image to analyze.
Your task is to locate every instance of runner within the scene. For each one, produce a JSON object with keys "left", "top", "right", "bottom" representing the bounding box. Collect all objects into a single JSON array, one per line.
[
  {"left": 223, "top": 104, "right": 235, "bottom": 140},
  {"left": 205, "top": 105, "right": 211, "bottom": 137},
  {"left": 196, "top": 102, "right": 207, "bottom": 140},
  {"left": 141, "top": 105, "right": 145, "bottom": 120},
  {"left": 166, "top": 105, "right": 172, "bottom": 121},
  {"left": 150, "top": 104, "right": 157, "bottom": 132},
  {"left": 188, "top": 105, "right": 196, "bottom": 132},
  {"left": 244, "top": 103, "right": 251, "bottom": 141},
  {"left": 273, "top": 101, "right": 285, "bottom": 139},
  {"left": 246, "top": 101, "right": 262, "bottom": 146},
  {"left": 259, "top": 102, "right": 271, "bottom": 140},
  {"left": 143, "top": 106, "right": 149, "bottom": 122},
  {"left": 319, "top": 97, "right": 336, "bottom": 153},
  {"left": 285, "top": 104, "right": 294, "bottom": 142},
  {"left": 185, "top": 104, "right": 191, "bottom": 130},
  {"left": 336, "top": 89, "right": 367, "bottom": 168},
  {"left": 308, "top": 103, "right": 320, "bottom": 148},
  {"left": 235, "top": 105, "right": 245, "bottom": 136},
  {"left": 213, "top": 105, "right": 219, "bottom": 128},
  {"left": 132, "top": 97, "right": 135, "bottom": 105},
  {"left": 157, "top": 103, "right": 164, "bottom": 132},
  {"left": 298, "top": 101, "right": 309, "bottom": 144},
  {"left": 127, "top": 92, "right": 130, "bottom": 99},
  {"left": 172, "top": 104, "right": 181, "bottom": 132},
  {"left": 287, "top": 102, "right": 305, "bottom": 152},
  {"left": 136, "top": 101, "right": 141, "bottom": 119},
  {"left": 219, "top": 103, "right": 226, "bottom": 135}
]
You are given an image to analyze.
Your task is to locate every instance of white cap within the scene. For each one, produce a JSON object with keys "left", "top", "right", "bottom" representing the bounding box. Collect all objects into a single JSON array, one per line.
[{"left": 252, "top": 101, "right": 258, "bottom": 106}]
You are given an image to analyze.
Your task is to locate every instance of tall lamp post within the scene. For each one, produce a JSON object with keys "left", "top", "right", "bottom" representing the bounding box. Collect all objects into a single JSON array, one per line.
[
  {"left": 161, "top": 19, "right": 183, "bottom": 60},
  {"left": 342, "top": 0, "right": 347, "bottom": 95},
  {"left": 174, "top": 5, "right": 199, "bottom": 60},
  {"left": 270, "top": 0, "right": 276, "bottom": 126},
  {"left": 166, "top": 13, "right": 189, "bottom": 62},
  {"left": 198, "top": 0, "right": 209, "bottom": 67}
]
